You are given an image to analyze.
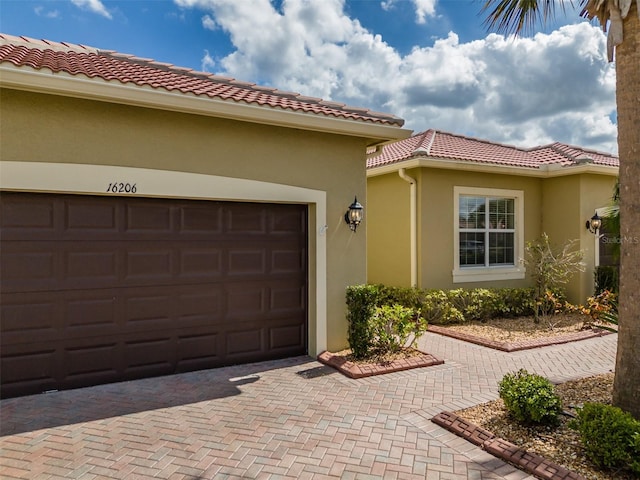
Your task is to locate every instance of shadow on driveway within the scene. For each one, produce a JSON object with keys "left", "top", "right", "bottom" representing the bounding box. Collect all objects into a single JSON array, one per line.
[{"left": 1, "top": 356, "right": 314, "bottom": 436}]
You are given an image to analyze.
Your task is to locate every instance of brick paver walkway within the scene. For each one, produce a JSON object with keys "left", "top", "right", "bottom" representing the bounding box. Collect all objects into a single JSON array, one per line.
[{"left": 0, "top": 332, "right": 617, "bottom": 479}]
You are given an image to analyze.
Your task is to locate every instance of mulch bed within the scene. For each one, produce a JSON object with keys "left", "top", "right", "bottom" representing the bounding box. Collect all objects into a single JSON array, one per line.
[{"left": 317, "top": 348, "right": 444, "bottom": 378}]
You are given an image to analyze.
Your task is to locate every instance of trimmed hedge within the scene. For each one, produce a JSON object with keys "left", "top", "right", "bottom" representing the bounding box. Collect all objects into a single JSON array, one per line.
[
  {"left": 345, "top": 285, "right": 539, "bottom": 359},
  {"left": 357, "top": 285, "right": 536, "bottom": 326}
]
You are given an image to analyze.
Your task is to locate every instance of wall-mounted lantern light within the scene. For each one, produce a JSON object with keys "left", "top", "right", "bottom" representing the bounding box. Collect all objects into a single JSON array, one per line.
[
  {"left": 586, "top": 213, "right": 602, "bottom": 234},
  {"left": 344, "top": 197, "right": 364, "bottom": 232}
]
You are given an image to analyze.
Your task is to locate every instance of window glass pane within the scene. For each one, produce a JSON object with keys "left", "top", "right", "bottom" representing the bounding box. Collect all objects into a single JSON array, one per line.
[
  {"left": 459, "top": 197, "right": 485, "bottom": 229},
  {"left": 489, "top": 232, "right": 514, "bottom": 265},
  {"left": 460, "top": 232, "right": 485, "bottom": 266},
  {"left": 489, "top": 198, "right": 515, "bottom": 230}
]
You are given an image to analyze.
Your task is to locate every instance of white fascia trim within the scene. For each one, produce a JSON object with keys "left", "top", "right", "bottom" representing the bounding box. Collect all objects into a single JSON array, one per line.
[
  {"left": 0, "top": 160, "right": 328, "bottom": 355},
  {"left": 366, "top": 156, "right": 618, "bottom": 178},
  {"left": 0, "top": 65, "right": 412, "bottom": 143}
]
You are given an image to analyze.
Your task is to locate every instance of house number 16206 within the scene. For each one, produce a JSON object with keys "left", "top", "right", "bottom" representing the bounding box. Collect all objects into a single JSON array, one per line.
[{"left": 106, "top": 182, "right": 137, "bottom": 193}]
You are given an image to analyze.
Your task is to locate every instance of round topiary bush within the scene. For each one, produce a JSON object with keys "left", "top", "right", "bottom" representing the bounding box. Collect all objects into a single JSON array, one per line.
[{"left": 498, "top": 369, "right": 562, "bottom": 426}]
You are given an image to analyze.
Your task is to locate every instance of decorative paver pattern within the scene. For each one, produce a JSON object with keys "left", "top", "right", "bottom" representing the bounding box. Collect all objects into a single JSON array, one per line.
[{"left": 0, "top": 333, "right": 617, "bottom": 479}]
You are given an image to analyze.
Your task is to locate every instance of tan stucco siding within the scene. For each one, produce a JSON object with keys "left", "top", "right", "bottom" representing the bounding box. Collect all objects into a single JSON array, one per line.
[
  {"left": 366, "top": 172, "right": 413, "bottom": 286},
  {"left": 1, "top": 88, "right": 371, "bottom": 353},
  {"left": 367, "top": 164, "right": 617, "bottom": 306},
  {"left": 418, "top": 169, "right": 542, "bottom": 291},
  {"left": 542, "top": 173, "right": 617, "bottom": 302}
]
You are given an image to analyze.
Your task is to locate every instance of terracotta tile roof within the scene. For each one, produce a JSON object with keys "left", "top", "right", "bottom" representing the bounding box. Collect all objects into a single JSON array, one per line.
[
  {"left": 0, "top": 33, "right": 404, "bottom": 127},
  {"left": 368, "top": 129, "right": 619, "bottom": 170}
]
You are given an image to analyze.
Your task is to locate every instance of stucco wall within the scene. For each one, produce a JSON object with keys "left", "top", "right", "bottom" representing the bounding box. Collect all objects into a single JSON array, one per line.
[
  {"left": 419, "top": 169, "right": 542, "bottom": 290},
  {"left": 543, "top": 173, "right": 617, "bottom": 302},
  {"left": 1, "top": 88, "right": 371, "bottom": 353},
  {"left": 368, "top": 165, "right": 617, "bottom": 305},
  {"left": 366, "top": 173, "right": 413, "bottom": 286}
]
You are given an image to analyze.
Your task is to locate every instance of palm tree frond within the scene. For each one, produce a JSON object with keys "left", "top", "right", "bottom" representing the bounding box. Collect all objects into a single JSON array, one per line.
[{"left": 480, "top": 0, "right": 580, "bottom": 36}]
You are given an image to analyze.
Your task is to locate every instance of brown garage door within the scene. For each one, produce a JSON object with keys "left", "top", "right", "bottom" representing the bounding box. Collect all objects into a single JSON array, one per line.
[{"left": 1, "top": 192, "right": 308, "bottom": 398}]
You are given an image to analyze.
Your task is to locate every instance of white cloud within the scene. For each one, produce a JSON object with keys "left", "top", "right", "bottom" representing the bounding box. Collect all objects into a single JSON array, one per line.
[
  {"left": 202, "top": 14, "right": 217, "bottom": 30},
  {"left": 412, "top": 0, "right": 437, "bottom": 24},
  {"left": 34, "top": 6, "right": 61, "bottom": 19},
  {"left": 201, "top": 50, "right": 216, "bottom": 71},
  {"left": 174, "top": 0, "right": 617, "bottom": 153},
  {"left": 70, "top": 0, "right": 112, "bottom": 19},
  {"left": 381, "top": 0, "right": 436, "bottom": 23}
]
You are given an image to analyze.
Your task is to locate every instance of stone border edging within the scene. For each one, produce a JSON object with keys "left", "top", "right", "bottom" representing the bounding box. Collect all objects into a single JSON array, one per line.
[
  {"left": 427, "top": 325, "right": 612, "bottom": 352},
  {"left": 317, "top": 350, "right": 444, "bottom": 378},
  {"left": 432, "top": 411, "right": 586, "bottom": 480}
]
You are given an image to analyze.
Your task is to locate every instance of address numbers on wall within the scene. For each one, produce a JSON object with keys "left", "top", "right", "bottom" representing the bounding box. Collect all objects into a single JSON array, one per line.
[{"left": 106, "top": 182, "right": 137, "bottom": 194}]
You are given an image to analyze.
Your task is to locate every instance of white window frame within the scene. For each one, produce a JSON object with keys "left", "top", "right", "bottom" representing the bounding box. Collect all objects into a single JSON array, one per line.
[{"left": 453, "top": 186, "right": 525, "bottom": 283}]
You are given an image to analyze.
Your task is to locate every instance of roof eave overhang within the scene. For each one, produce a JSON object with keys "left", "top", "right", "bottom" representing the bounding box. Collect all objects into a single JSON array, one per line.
[
  {"left": 366, "top": 155, "right": 619, "bottom": 178},
  {"left": 0, "top": 65, "right": 412, "bottom": 145}
]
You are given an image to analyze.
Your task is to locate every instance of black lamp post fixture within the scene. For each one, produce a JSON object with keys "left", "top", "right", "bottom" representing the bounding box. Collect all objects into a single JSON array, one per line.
[
  {"left": 344, "top": 197, "right": 364, "bottom": 232},
  {"left": 586, "top": 213, "right": 602, "bottom": 234}
]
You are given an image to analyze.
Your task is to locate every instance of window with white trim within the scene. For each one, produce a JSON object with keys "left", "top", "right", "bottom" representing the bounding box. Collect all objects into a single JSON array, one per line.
[{"left": 453, "top": 187, "right": 525, "bottom": 283}]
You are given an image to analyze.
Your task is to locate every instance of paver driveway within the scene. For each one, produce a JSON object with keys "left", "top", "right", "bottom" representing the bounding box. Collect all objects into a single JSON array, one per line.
[{"left": 0, "top": 332, "right": 617, "bottom": 479}]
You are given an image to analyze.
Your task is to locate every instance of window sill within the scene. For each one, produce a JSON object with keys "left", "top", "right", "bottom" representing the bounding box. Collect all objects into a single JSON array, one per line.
[{"left": 452, "top": 266, "right": 525, "bottom": 284}]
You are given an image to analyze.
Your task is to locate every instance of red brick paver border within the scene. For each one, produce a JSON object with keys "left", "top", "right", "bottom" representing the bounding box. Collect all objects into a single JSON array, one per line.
[
  {"left": 317, "top": 350, "right": 444, "bottom": 378},
  {"left": 428, "top": 325, "right": 612, "bottom": 352},
  {"left": 432, "top": 412, "right": 586, "bottom": 480}
]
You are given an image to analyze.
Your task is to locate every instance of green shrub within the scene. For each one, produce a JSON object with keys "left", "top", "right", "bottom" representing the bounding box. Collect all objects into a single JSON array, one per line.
[
  {"left": 447, "top": 288, "right": 497, "bottom": 322},
  {"left": 370, "top": 304, "right": 427, "bottom": 354},
  {"left": 595, "top": 265, "right": 619, "bottom": 295},
  {"left": 571, "top": 403, "right": 640, "bottom": 475},
  {"left": 498, "top": 369, "right": 562, "bottom": 426},
  {"left": 493, "top": 288, "right": 536, "bottom": 317},
  {"left": 345, "top": 285, "right": 380, "bottom": 359}
]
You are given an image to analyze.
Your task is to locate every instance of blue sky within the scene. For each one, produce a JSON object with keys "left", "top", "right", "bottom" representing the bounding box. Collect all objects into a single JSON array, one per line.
[{"left": 0, "top": 0, "right": 618, "bottom": 153}]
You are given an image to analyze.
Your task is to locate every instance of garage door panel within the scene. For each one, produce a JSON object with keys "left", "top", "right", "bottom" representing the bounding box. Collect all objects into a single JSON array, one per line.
[
  {"left": 125, "top": 203, "right": 173, "bottom": 233},
  {"left": 1, "top": 192, "right": 307, "bottom": 398},
  {"left": 179, "top": 248, "right": 223, "bottom": 278},
  {"left": 65, "top": 200, "right": 119, "bottom": 232},
  {"left": 179, "top": 204, "right": 223, "bottom": 234},
  {"left": 124, "top": 293, "right": 173, "bottom": 326},
  {"left": 176, "top": 332, "right": 222, "bottom": 370},
  {"left": 0, "top": 247, "right": 57, "bottom": 292},
  {"left": 125, "top": 248, "right": 174, "bottom": 280},
  {"left": 270, "top": 208, "right": 307, "bottom": 233},
  {"left": 65, "top": 249, "right": 119, "bottom": 283},
  {"left": 272, "top": 248, "right": 306, "bottom": 273},
  {"left": 0, "top": 194, "right": 56, "bottom": 238},
  {"left": 226, "top": 329, "right": 264, "bottom": 358},
  {"left": 225, "top": 206, "right": 267, "bottom": 234},
  {"left": 226, "top": 284, "right": 266, "bottom": 319},
  {"left": 1, "top": 348, "right": 57, "bottom": 394},
  {"left": 175, "top": 288, "right": 224, "bottom": 326},
  {"left": 64, "top": 343, "right": 119, "bottom": 380},
  {"left": 270, "top": 322, "right": 305, "bottom": 351},
  {"left": 228, "top": 249, "right": 266, "bottom": 275},
  {"left": 66, "top": 296, "right": 117, "bottom": 330},
  {"left": 1, "top": 295, "right": 60, "bottom": 345},
  {"left": 123, "top": 337, "right": 175, "bottom": 377},
  {"left": 270, "top": 284, "right": 306, "bottom": 312}
]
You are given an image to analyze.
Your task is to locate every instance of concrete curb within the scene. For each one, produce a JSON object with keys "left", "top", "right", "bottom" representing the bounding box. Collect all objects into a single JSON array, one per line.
[
  {"left": 432, "top": 411, "right": 586, "bottom": 480},
  {"left": 317, "top": 350, "right": 444, "bottom": 378}
]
